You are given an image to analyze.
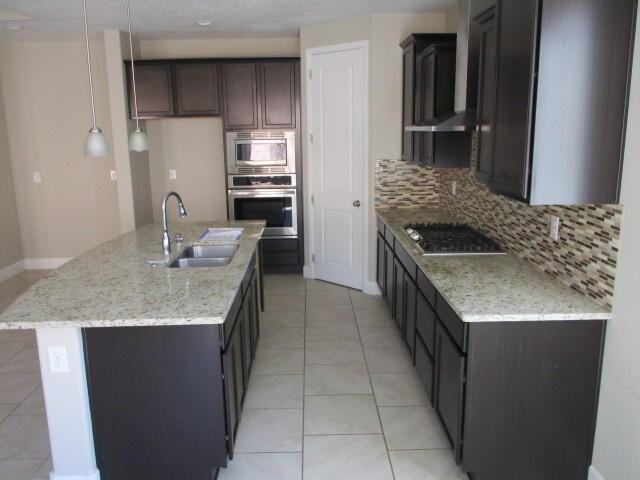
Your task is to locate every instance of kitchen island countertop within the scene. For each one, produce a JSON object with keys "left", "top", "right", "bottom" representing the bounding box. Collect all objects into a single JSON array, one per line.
[
  {"left": 377, "top": 207, "right": 611, "bottom": 322},
  {"left": 0, "top": 220, "right": 265, "bottom": 330}
]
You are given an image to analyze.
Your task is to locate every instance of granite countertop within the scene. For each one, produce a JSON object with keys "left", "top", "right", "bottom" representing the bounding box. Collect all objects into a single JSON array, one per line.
[
  {"left": 0, "top": 220, "right": 265, "bottom": 330},
  {"left": 377, "top": 208, "right": 612, "bottom": 322}
]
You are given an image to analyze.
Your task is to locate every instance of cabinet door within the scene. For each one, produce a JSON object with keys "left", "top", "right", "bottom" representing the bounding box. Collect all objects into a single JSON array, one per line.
[
  {"left": 242, "top": 291, "right": 253, "bottom": 384},
  {"left": 250, "top": 271, "right": 260, "bottom": 356},
  {"left": 377, "top": 234, "right": 386, "bottom": 296},
  {"left": 415, "top": 332, "right": 435, "bottom": 404},
  {"left": 384, "top": 242, "right": 395, "bottom": 312},
  {"left": 175, "top": 63, "right": 220, "bottom": 116},
  {"left": 223, "top": 316, "right": 244, "bottom": 458},
  {"left": 259, "top": 61, "right": 296, "bottom": 129},
  {"left": 127, "top": 63, "right": 174, "bottom": 118},
  {"left": 393, "top": 258, "right": 404, "bottom": 332},
  {"left": 404, "top": 272, "right": 417, "bottom": 355},
  {"left": 475, "top": 9, "right": 498, "bottom": 183},
  {"left": 401, "top": 45, "right": 416, "bottom": 162},
  {"left": 435, "top": 322, "right": 466, "bottom": 462},
  {"left": 490, "top": 0, "right": 538, "bottom": 200},
  {"left": 416, "top": 50, "right": 436, "bottom": 165},
  {"left": 221, "top": 62, "right": 259, "bottom": 129},
  {"left": 416, "top": 292, "right": 436, "bottom": 357}
]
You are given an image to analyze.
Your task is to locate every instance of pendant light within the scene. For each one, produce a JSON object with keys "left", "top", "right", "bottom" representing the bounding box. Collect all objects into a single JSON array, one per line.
[
  {"left": 126, "top": 0, "right": 149, "bottom": 152},
  {"left": 82, "top": 0, "right": 109, "bottom": 157}
]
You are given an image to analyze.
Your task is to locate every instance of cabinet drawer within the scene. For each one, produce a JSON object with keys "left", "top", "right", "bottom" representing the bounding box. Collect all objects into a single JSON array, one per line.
[
  {"left": 384, "top": 228, "right": 395, "bottom": 248},
  {"left": 416, "top": 291, "right": 436, "bottom": 357},
  {"left": 417, "top": 269, "right": 436, "bottom": 307},
  {"left": 436, "top": 294, "right": 468, "bottom": 352},
  {"left": 222, "top": 289, "right": 243, "bottom": 350},
  {"left": 395, "top": 241, "right": 417, "bottom": 281},
  {"left": 415, "top": 332, "right": 434, "bottom": 404}
]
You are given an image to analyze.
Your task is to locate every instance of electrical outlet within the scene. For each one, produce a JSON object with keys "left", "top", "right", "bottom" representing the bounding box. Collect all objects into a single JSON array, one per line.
[
  {"left": 110, "top": 170, "right": 117, "bottom": 181},
  {"left": 33, "top": 172, "right": 42, "bottom": 183},
  {"left": 48, "top": 346, "right": 69, "bottom": 373},
  {"left": 451, "top": 181, "right": 457, "bottom": 196},
  {"left": 169, "top": 169, "right": 177, "bottom": 181},
  {"left": 548, "top": 215, "right": 560, "bottom": 241}
]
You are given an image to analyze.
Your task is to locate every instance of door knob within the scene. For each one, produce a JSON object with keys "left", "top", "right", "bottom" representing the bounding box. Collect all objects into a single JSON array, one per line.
[{"left": 353, "top": 200, "right": 361, "bottom": 207}]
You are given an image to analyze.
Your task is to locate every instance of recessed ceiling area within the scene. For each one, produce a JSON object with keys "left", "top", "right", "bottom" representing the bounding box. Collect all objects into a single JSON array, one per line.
[{"left": 0, "top": 0, "right": 455, "bottom": 41}]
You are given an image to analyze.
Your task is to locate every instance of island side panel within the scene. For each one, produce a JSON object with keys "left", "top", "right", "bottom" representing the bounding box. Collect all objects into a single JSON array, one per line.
[
  {"left": 82, "top": 324, "right": 227, "bottom": 480},
  {"left": 36, "top": 327, "right": 100, "bottom": 480},
  {"left": 462, "top": 320, "right": 606, "bottom": 480}
]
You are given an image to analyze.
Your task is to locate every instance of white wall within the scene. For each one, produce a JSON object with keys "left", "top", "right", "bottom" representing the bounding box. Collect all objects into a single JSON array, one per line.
[
  {"left": 590, "top": 7, "right": 640, "bottom": 478},
  {"left": 138, "top": 38, "right": 300, "bottom": 223},
  {"left": 300, "top": 12, "right": 453, "bottom": 283},
  {"left": 0, "top": 40, "right": 121, "bottom": 261}
]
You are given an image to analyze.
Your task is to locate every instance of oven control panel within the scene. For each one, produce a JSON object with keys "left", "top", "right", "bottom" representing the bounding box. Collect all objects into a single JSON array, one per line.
[{"left": 229, "top": 174, "right": 296, "bottom": 189}]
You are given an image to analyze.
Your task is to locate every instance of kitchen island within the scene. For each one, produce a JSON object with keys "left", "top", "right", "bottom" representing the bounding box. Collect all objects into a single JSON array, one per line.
[{"left": 0, "top": 220, "right": 265, "bottom": 480}]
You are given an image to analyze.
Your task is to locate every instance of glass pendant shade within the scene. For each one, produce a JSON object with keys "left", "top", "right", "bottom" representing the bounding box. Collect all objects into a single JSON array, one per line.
[
  {"left": 129, "top": 127, "right": 149, "bottom": 152},
  {"left": 84, "top": 126, "right": 109, "bottom": 157}
]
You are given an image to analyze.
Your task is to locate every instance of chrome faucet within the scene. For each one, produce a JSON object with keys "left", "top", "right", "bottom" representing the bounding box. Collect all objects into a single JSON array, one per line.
[{"left": 161, "top": 191, "right": 188, "bottom": 255}]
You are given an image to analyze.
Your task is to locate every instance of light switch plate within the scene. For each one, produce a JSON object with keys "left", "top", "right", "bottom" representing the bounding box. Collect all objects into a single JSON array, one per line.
[
  {"left": 548, "top": 215, "right": 560, "bottom": 241},
  {"left": 169, "top": 169, "right": 177, "bottom": 181},
  {"left": 33, "top": 172, "right": 42, "bottom": 183},
  {"left": 110, "top": 170, "right": 117, "bottom": 181},
  {"left": 48, "top": 346, "right": 69, "bottom": 373}
]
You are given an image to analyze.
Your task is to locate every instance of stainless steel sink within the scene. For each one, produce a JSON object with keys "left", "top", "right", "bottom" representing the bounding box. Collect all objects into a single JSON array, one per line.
[{"left": 168, "top": 245, "right": 238, "bottom": 269}]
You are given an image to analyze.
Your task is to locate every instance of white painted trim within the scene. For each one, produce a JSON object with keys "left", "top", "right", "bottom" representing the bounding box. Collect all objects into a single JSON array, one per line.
[
  {"left": 23, "top": 258, "right": 72, "bottom": 270},
  {"left": 50, "top": 471, "right": 100, "bottom": 480},
  {"left": 305, "top": 40, "right": 370, "bottom": 291},
  {"left": 303, "top": 265, "right": 314, "bottom": 279},
  {"left": 363, "top": 281, "right": 381, "bottom": 296},
  {"left": 588, "top": 465, "right": 605, "bottom": 480},
  {"left": 0, "top": 260, "right": 25, "bottom": 283}
]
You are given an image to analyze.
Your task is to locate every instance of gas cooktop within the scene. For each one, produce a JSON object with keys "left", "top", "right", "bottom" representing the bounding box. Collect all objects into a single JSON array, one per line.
[{"left": 405, "top": 223, "right": 505, "bottom": 256}]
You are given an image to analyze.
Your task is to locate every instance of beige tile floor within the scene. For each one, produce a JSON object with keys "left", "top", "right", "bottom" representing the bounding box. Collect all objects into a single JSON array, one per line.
[
  {"left": 219, "top": 274, "right": 469, "bottom": 480},
  {"left": 0, "top": 270, "right": 52, "bottom": 480},
  {"left": 0, "top": 271, "right": 468, "bottom": 480}
]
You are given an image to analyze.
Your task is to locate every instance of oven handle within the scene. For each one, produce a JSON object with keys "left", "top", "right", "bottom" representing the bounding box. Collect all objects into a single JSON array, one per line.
[{"left": 227, "top": 189, "right": 297, "bottom": 198}]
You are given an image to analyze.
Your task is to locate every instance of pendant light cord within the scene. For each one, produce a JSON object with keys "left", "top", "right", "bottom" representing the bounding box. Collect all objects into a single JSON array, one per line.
[
  {"left": 126, "top": 0, "right": 141, "bottom": 130},
  {"left": 82, "top": 0, "right": 97, "bottom": 129}
]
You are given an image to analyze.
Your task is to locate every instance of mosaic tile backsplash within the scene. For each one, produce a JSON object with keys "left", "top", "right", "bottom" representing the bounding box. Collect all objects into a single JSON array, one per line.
[
  {"left": 375, "top": 159, "right": 440, "bottom": 209},
  {"left": 374, "top": 137, "right": 622, "bottom": 309}
]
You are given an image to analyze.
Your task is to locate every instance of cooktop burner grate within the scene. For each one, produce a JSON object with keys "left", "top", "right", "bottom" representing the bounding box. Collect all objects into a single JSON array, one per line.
[{"left": 404, "top": 223, "right": 505, "bottom": 255}]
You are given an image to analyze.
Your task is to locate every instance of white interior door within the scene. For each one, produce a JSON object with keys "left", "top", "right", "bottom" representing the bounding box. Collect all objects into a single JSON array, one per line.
[{"left": 308, "top": 44, "right": 366, "bottom": 290}]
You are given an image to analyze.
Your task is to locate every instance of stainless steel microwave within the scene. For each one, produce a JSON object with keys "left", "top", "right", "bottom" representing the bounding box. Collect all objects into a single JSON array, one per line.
[{"left": 226, "top": 131, "right": 296, "bottom": 174}]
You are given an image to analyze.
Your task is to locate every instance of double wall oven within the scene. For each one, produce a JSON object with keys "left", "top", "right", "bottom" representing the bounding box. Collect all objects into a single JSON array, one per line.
[{"left": 226, "top": 131, "right": 298, "bottom": 238}]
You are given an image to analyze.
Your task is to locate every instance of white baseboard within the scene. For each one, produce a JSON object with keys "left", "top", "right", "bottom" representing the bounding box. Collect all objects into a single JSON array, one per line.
[
  {"left": 303, "top": 265, "right": 314, "bottom": 279},
  {"left": 588, "top": 465, "right": 605, "bottom": 480},
  {"left": 50, "top": 469, "right": 100, "bottom": 480},
  {"left": 0, "top": 260, "right": 25, "bottom": 282},
  {"left": 363, "top": 280, "right": 382, "bottom": 296},
  {"left": 24, "top": 258, "right": 71, "bottom": 270}
]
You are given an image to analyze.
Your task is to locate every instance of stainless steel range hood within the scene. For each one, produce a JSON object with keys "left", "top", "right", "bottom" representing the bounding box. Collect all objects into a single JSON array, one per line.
[{"left": 406, "top": 0, "right": 477, "bottom": 133}]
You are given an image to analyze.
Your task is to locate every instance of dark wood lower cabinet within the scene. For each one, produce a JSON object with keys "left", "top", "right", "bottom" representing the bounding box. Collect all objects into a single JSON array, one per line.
[
  {"left": 84, "top": 265, "right": 260, "bottom": 480},
  {"left": 262, "top": 237, "right": 301, "bottom": 274},
  {"left": 376, "top": 233, "right": 385, "bottom": 296},
  {"left": 377, "top": 216, "right": 607, "bottom": 480}
]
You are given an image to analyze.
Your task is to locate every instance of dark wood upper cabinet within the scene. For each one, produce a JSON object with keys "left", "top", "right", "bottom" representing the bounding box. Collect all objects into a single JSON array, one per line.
[
  {"left": 474, "top": 8, "right": 498, "bottom": 183},
  {"left": 126, "top": 63, "right": 175, "bottom": 118},
  {"left": 175, "top": 62, "right": 220, "bottom": 116},
  {"left": 221, "top": 62, "right": 259, "bottom": 130},
  {"left": 473, "top": 0, "right": 634, "bottom": 204},
  {"left": 259, "top": 61, "right": 296, "bottom": 129}
]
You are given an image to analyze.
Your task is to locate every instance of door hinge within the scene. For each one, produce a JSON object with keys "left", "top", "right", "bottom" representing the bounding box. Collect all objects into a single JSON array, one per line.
[
  {"left": 309, "top": 70, "right": 312, "bottom": 80},
  {"left": 312, "top": 254, "right": 316, "bottom": 263},
  {"left": 311, "top": 194, "right": 315, "bottom": 204},
  {"left": 310, "top": 133, "right": 314, "bottom": 143}
]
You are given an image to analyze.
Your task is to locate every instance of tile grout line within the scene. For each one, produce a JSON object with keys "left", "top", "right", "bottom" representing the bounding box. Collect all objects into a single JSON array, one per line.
[{"left": 348, "top": 289, "right": 398, "bottom": 480}]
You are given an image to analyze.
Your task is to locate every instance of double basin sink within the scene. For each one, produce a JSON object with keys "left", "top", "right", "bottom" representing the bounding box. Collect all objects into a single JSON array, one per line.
[
  {"left": 168, "top": 228, "right": 243, "bottom": 269},
  {"left": 169, "top": 245, "right": 238, "bottom": 269}
]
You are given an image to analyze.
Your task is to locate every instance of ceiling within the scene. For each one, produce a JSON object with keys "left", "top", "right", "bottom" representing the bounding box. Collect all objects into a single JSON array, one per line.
[{"left": 0, "top": 0, "right": 455, "bottom": 41}]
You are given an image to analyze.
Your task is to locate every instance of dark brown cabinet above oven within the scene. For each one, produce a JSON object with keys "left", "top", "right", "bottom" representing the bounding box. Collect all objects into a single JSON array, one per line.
[
  {"left": 470, "top": 0, "right": 634, "bottom": 205},
  {"left": 400, "top": 34, "right": 471, "bottom": 168},
  {"left": 125, "top": 58, "right": 299, "bottom": 131}
]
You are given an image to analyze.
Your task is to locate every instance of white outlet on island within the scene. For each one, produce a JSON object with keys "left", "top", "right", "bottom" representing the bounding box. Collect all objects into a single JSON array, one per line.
[{"left": 48, "top": 346, "right": 69, "bottom": 373}]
